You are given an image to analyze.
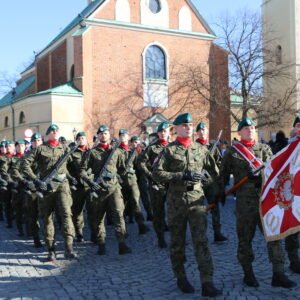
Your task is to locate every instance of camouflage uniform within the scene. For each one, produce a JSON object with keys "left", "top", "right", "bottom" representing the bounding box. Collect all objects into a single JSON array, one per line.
[
  {"left": 153, "top": 140, "right": 218, "bottom": 284},
  {"left": 219, "top": 143, "right": 285, "bottom": 275},
  {"left": 22, "top": 143, "right": 75, "bottom": 252}
]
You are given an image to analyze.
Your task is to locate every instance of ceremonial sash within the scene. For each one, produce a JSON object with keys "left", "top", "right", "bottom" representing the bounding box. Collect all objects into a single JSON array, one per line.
[{"left": 232, "top": 142, "right": 263, "bottom": 169}]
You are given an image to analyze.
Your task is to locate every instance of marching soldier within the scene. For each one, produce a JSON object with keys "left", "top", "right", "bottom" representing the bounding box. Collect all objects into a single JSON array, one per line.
[
  {"left": 218, "top": 117, "right": 295, "bottom": 288},
  {"left": 80, "top": 125, "right": 131, "bottom": 256},
  {"left": 118, "top": 130, "right": 149, "bottom": 234},
  {"left": 153, "top": 113, "right": 222, "bottom": 297},
  {"left": 22, "top": 124, "right": 76, "bottom": 261},
  {"left": 0, "top": 140, "right": 7, "bottom": 221},
  {"left": 195, "top": 122, "right": 227, "bottom": 242},
  {"left": 139, "top": 121, "right": 170, "bottom": 248}
]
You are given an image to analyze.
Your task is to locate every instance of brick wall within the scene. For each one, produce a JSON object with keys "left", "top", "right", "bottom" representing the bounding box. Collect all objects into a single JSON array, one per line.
[
  {"left": 51, "top": 41, "right": 67, "bottom": 87},
  {"left": 36, "top": 55, "right": 50, "bottom": 92}
]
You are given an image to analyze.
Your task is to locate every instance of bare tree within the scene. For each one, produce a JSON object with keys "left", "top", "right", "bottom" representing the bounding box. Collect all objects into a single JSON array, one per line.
[{"left": 0, "top": 71, "right": 18, "bottom": 98}]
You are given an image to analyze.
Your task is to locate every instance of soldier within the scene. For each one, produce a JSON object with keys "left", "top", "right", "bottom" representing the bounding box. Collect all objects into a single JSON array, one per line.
[
  {"left": 0, "top": 140, "right": 7, "bottom": 221},
  {"left": 67, "top": 131, "right": 92, "bottom": 242},
  {"left": 153, "top": 113, "right": 222, "bottom": 297},
  {"left": 218, "top": 117, "right": 295, "bottom": 288},
  {"left": 139, "top": 121, "right": 170, "bottom": 248},
  {"left": 118, "top": 130, "right": 149, "bottom": 234},
  {"left": 22, "top": 124, "right": 76, "bottom": 261},
  {"left": 80, "top": 125, "right": 131, "bottom": 256},
  {"left": 195, "top": 122, "right": 227, "bottom": 242}
]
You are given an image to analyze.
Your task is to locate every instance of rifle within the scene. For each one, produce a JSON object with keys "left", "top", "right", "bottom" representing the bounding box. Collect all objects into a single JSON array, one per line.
[
  {"left": 89, "top": 140, "right": 120, "bottom": 198},
  {"left": 125, "top": 146, "right": 140, "bottom": 174},
  {"left": 210, "top": 130, "right": 223, "bottom": 156},
  {"left": 35, "top": 145, "right": 79, "bottom": 198}
]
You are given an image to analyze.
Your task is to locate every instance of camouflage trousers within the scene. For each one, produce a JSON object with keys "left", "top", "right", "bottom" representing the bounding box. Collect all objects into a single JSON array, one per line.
[
  {"left": 91, "top": 185, "right": 126, "bottom": 244},
  {"left": 137, "top": 175, "right": 153, "bottom": 218},
  {"left": 38, "top": 183, "right": 75, "bottom": 249},
  {"left": 285, "top": 233, "right": 299, "bottom": 264},
  {"left": 12, "top": 189, "right": 26, "bottom": 235},
  {"left": 236, "top": 196, "right": 284, "bottom": 273},
  {"left": 25, "top": 193, "right": 40, "bottom": 238},
  {"left": 167, "top": 192, "right": 213, "bottom": 283}
]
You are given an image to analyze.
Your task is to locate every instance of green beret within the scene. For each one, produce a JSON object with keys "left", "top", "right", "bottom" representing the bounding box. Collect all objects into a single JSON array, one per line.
[
  {"left": 119, "top": 128, "right": 128, "bottom": 135},
  {"left": 293, "top": 114, "right": 300, "bottom": 127},
  {"left": 0, "top": 141, "right": 7, "bottom": 147},
  {"left": 31, "top": 132, "right": 42, "bottom": 142},
  {"left": 97, "top": 124, "right": 109, "bottom": 134},
  {"left": 58, "top": 136, "right": 67, "bottom": 143},
  {"left": 130, "top": 136, "right": 140, "bottom": 142},
  {"left": 5, "top": 140, "right": 14, "bottom": 146},
  {"left": 46, "top": 124, "right": 59, "bottom": 135},
  {"left": 237, "top": 117, "right": 255, "bottom": 131},
  {"left": 173, "top": 113, "right": 192, "bottom": 125},
  {"left": 76, "top": 131, "right": 86, "bottom": 140},
  {"left": 196, "top": 122, "right": 206, "bottom": 132},
  {"left": 15, "top": 139, "right": 26, "bottom": 146},
  {"left": 157, "top": 122, "right": 170, "bottom": 132}
]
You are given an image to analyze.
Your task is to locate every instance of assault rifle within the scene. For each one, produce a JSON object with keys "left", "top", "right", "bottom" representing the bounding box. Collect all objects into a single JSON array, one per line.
[
  {"left": 35, "top": 145, "right": 79, "bottom": 198},
  {"left": 210, "top": 130, "right": 223, "bottom": 156},
  {"left": 125, "top": 145, "right": 141, "bottom": 174},
  {"left": 88, "top": 140, "right": 120, "bottom": 198}
]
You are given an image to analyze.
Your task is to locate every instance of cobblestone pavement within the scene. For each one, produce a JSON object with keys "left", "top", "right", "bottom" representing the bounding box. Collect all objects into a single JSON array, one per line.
[{"left": 0, "top": 196, "right": 300, "bottom": 300}]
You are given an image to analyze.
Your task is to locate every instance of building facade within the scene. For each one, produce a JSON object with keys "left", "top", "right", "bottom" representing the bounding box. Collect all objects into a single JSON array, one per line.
[{"left": 0, "top": 0, "right": 230, "bottom": 142}]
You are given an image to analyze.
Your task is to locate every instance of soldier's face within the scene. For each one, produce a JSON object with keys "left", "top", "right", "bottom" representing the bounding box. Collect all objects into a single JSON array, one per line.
[
  {"left": 158, "top": 128, "right": 169, "bottom": 140},
  {"left": 48, "top": 129, "right": 59, "bottom": 140},
  {"left": 119, "top": 133, "right": 129, "bottom": 143},
  {"left": 130, "top": 140, "right": 140, "bottom": 149},
  {"left": 197, "top": 127, "right": 208, "bottom": 140},
  {"left": 295, "top": 123, "right": 300, "bottom": 136},
  {"left": 0, "top": 147, "right": 6, "bottom": 154},
  {"left": 6, "top": 144, "right": 15, "bottom": 154},
  {"left": 32, "top": 138, "right": 43, "bottom": 148},
  {"left": 16, "top": 144, "right": 25, "bottom": 154},
  {"left": 175, "top": 123, "right": 193, "bottom": 138},
  {"left": 76, "top": 136, "right": 87, "bottom": 146},
  {"left": 98, "top": 131, "right": 110, "bottom": 143},
  {"left": 238, "top": 125, "right": 256, "bottom": 141}
]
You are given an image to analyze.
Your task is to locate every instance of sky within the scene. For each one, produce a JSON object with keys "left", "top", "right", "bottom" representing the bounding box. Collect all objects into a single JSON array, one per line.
[{"left": 0, "top": 0, "right": 261, "bottom": 78}]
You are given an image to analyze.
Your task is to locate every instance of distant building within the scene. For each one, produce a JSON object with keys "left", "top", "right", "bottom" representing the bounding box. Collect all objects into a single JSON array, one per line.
[{"left": 0, "top": 0, "right": 230, "bottom": 141}]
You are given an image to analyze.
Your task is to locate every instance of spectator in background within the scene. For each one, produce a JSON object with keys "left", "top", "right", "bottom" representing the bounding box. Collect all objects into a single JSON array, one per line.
[{"left": 272, "top": 131, "right": 288, "bottom": 154}]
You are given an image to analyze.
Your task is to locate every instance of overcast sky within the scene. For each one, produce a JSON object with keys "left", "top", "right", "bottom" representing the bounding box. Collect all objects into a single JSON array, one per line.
[{"left": 0, "top": 0, "right": 261, "bottom": 77}]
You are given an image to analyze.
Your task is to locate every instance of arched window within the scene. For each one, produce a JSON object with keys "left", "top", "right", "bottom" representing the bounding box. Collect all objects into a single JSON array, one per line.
[
  {"left": 148, "top": 0, "right": 161, "bottom": 14},
  {"left": 4, "top": 116, "right": 9, "bottom": 128},
  {"left": 276, "top": 45, "right": 282, "bottom": 65},
  {"left": 19, "top": 111, "right": 25, "bottom": 124},
  {"left": 116, "top": 0, "right": 130, "bottom": 22},
  {"left": 145, "top": 45, "right": 166, "bottom": 80}
]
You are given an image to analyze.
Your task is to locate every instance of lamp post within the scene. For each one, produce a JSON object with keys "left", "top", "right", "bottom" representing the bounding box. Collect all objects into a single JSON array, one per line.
[{"left": 72, "top": 128, "right": 77, "bottom": 142}]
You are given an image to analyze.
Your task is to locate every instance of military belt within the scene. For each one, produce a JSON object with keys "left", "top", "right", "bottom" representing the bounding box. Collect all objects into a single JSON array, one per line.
[{"left": 170, "top": 182, "right": 201, "bottom": 192}]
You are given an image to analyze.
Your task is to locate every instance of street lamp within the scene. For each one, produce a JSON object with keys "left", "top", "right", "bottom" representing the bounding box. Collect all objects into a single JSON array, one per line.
[{"left": 72, "top": 128, "right": 77, "bottom": 142}]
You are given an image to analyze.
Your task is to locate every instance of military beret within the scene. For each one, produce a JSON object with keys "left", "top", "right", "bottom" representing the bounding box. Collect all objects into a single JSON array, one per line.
[
  {"left": 237, "top": 117, "right": 256, "bottom": 131},
  {"left": 130, "top": 136, "right": 140, "bottom": 142},
  {"left": 119, "top": 128, "right": 128, "bottom": 135},
  {"left": 46, "top": 124, "right": 59, "bottom": 135},
  {"left": 5, "top": 140, "right": 14, "bottom": 146},
  {"left": 58, "top": 136, "right": 67, "bottom": 143},
  {"left": 157, "top": 121, "right": 170, "bottom": 132},
  {"left": 97, "top": 124, "right": 109, "bottom": 134},
  {"left": 173, "top": 113, "right": 192, "bottom": 125},
  {"left": 24, "top": 140, "right": 30, "bottom": 145},
  {"left": 15, "top": 139, "right": 26, "bottom": 146},
  {"left": 31, "top": 132, "right": 42, "bottom": 142},
  {"left": 0, "top": 140, "right": 6, "bottom": 147},
  {"left": 293, "top": 114, "right": 300, "bottom": 127},
  {"left": 196, "top": 122, "right": 206, "bottom": 132},
  {"left": 76, "top": 131, "right": 86, "bottom": 140}
]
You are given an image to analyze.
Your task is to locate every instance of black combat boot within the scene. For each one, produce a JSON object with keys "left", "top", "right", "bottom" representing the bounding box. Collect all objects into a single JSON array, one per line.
[
  {"left": 290, "top": 261, "right": 300, "bottom": 274},
  {"left": 47, "top": 247, "right": 56, "bottom": 262},
  {"left": 118, "top": 242, "right": 132, "bottom": 255},
  {"left": 76, "top": 234, "right": 84, "bottom": 243},
  {"left": 202, "top": 282, "right": 222, "bottom": 297},
  {"left": 138, "top": 223, "right": 150, "bottom": 235},
  {"left": 97, "top": 243, "right": 106, "bottom": 255},
  {"left": 64, "top": 244, "right": 77, "bottom": 259},
  {"left": 177, "top": 277, "right": 195, "bottom": 294},
  {"left": 271, "top": 273, "right": 297, "bottom": 288},
  {"left": 158, "top": 235, "right": 167, "bottom": 249},
  {"left": 243, "top": 266, "right": 259, "bottom": 287},
  {"left": 33, "top": 236, "right": 43, "bottom": 248},
  {"left": 214, "top": 231, "right": 228, "bottom": 242}
]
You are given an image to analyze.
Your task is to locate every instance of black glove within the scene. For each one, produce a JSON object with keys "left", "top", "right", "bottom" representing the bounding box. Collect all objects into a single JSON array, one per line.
[
  {"left": 68, "top": 176, "right": 78, "bottom": 187},
  {"left": 87, "top": 180, "right": 101, "bottom": 192},
  {"left": 247, "top": 169, "right": 258, "bottom": 180},
  {"left": 23, "top": 180, "right": 36, "bottom": 191},
  {"left": 34, "top": 179, "right": 48, "bottom": 191},
  {"left": 182, "top": 171, "right": 203, "bottom": 182}
]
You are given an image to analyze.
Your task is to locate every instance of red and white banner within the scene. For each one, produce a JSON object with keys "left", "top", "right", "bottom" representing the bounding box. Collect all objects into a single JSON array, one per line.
[{"left": 260, "top": 137, "right": 300, "bottom": 241}]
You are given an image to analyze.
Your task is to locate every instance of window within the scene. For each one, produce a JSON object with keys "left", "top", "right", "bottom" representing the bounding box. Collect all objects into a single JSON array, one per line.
[
  {"left": 4, "top": 116, "right": 9, "bottom": 128},
  {"left": 19, "top": 111, "right": 25, "bottom": 124},
  {"left": 276, "top": 45, "right": 282, "bottom": 65},
  {"left": 149, "top": 0, "right": 161, "bottom": 14},
  {"left": 145, "top": 45, "right": 166, "bottom": 80}
]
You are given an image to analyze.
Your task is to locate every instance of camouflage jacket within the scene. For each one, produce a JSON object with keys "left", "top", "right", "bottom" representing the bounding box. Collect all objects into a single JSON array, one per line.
[
  {"left": 80, "top": 145, "right": 124, "bottom": 189},
  {"left": 153, "top": 141, "right": 219, "bottom": 198},
  {"left": 118, "top": 147, "right": 139, "bottom": 184},
  {"left": 218, "top": 142, "right": 272, "bottom": 198},
  {"left": 11, "top": 155, "right": 26, "bottom": 182},
  {"left": 0, "top": 155, "right": 17, "bottom": 182}
]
